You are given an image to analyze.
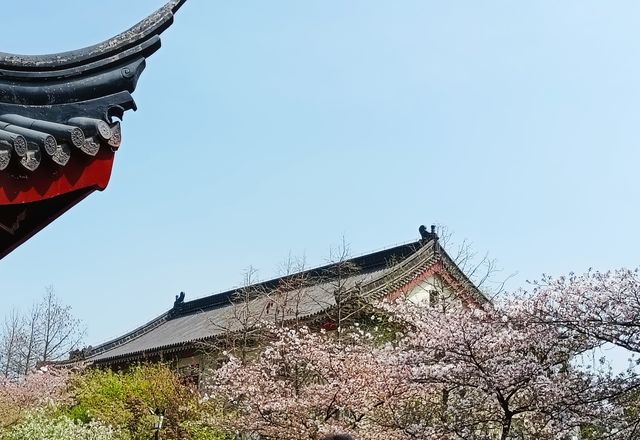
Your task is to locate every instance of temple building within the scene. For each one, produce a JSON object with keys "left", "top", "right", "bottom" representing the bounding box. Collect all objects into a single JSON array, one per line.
[
  {"left": 0, "top": 0, "right": 186, "bottom": 259},
  {"left": 85, "top": 225, "right": 487, "bottom": 376}
]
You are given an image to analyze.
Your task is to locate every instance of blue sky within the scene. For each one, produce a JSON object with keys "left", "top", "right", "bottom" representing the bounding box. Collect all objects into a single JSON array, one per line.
[{"left": 0, "top": 0, "right": 639, "bottom": 345}]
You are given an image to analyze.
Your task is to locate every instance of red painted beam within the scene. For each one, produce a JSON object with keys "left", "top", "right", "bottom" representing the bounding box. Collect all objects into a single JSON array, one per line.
[
  {"left": 0, "top": 149, "right": 115, "bottom": 205},
  {"left": 0, "top": 151, "right": 116, "bottom": 259}
]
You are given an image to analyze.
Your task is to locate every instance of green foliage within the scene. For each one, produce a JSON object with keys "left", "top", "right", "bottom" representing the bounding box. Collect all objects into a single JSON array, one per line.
[
  {"left": 63, "top": 363, "right": 223, "bottom": 440},
  {"left": 358, "top": 309, "right": 405, "bottom": 345},
  {"left": 580, "top": 423, "right": 608, "bottom": 440},
  {"left": 1, "top": 411, "right": 123, "bottom": 440},
  {"left": 64, "top": 368, "right": 133, "bottom": 428},
  {"left": 179, "top": 420, "right": 231, "bottom": 440}
]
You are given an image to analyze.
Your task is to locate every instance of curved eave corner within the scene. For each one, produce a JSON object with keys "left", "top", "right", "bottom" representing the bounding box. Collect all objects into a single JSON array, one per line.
[{"left": 0, "top": 0, "right": 187, "bottom": 259}]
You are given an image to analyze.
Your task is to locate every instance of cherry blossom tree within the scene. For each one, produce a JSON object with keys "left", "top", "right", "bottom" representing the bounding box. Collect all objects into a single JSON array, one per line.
[
  {"left": 523, "top": 268, "right": 640, "bottom": 438},
  {"left": 0, "top": 366, "right": 74, "bottom": 428},
  {"left": 206, "top": 270, "right": 640, "bottom": 440},
  {"left": 528, "top": 269, "right": 640, "bottom": 355},
  {"left": 207, "top": 326, "right": 415, "bottom": 440},
  {"left": 382, "top": 299, "right": 612, "bottom": 439}
]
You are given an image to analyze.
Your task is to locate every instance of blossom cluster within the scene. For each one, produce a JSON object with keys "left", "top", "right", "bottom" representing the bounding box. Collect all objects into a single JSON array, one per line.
[
  {"left": 0, "top": 366, "right": 72, "bottom": 429},
  {"left": 207, "top": 268, "right": 640, "bottom": 440}
]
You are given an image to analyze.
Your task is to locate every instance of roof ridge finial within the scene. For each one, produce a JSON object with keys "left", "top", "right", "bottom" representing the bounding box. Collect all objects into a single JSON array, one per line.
[
  {"left": 419, "top": 224, "right": 439, "bottom": 242},
  {"left": 173, "top": 291, "right": 186, "bottom": 308}
]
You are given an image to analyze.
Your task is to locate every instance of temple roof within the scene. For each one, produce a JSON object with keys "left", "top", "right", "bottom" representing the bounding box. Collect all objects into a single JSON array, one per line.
[
  {"left": 0, "top": 0, "right": 186, "bottom": 259},
  {"left": 87, "top": 230, "right": 486, "bottom": 365}
]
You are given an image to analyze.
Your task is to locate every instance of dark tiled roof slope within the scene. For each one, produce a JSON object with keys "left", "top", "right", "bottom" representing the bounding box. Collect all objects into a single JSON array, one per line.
[{"left": 87, "top": 237, "right": 485, "bottom": 365}]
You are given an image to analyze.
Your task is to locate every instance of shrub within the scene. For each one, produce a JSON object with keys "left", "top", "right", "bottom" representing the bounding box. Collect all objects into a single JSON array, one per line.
[
  {"left": 1, "top": 411, "right": 122, "bottom": 440},
  {"left": 65, "top": 363, "right": 221, "bottom": 440},
  {"left": 179, "top": 420, "right": 231, "bottom": 440}
]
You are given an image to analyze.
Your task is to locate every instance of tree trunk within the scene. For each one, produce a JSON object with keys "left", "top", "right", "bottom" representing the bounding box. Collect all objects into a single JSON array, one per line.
[{"left": 500, "top": 414, "right": 512, "bottom": 440}]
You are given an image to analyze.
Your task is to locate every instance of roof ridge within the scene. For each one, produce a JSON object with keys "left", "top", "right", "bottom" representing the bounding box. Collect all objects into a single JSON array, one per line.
[
  {"left": 172, "top": 239, "right": 424, "bottom": 312},
  {"left": 87, "top": 237, "right": 428, "bottom": 358},
  {"left": 89, "top": 312, "right": 169, "bottom": 356}
]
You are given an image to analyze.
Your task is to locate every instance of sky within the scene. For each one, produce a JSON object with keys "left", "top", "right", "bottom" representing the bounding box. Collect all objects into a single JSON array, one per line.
[{"left": 0, "top": 0, "right": 639, "bottom": 346}]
